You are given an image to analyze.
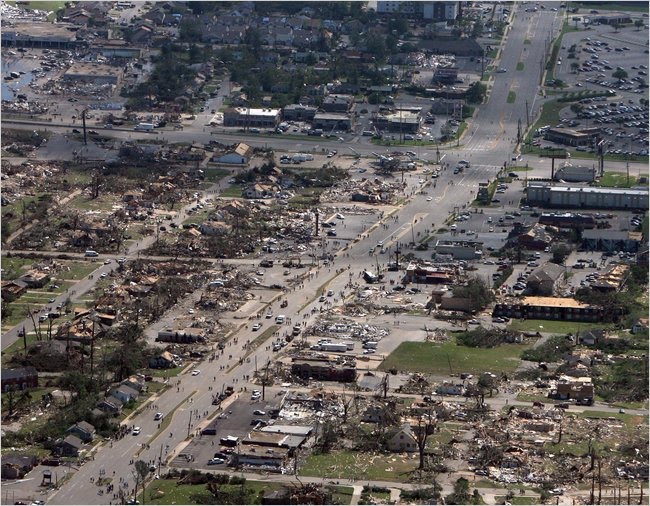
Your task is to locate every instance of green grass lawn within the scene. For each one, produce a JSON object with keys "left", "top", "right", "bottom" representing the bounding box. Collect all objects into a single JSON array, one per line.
[
  {"left": 507, "top": 91, "right": 516, "bottom": 103},
  {"left": 2, "top": 256, "right": 98, "bottom": 281},
  {"left": 182, "top": 209, "right": 210, "bottom": 225},
  {"left": 1, "top": 256, "right": 35, "bottom": 279},
  {"left": 1, "top": 386, "right": 54, "bottom": 413},
  {"left": 300, "top": 450, "right": 418, "bottom": 481},
  {"left": 522, "top": 144, "right": 648, "bottom": 164},
  {"left": 362, "top": 490, "right": 392, "bottom": 503},
  {"left": 14, "top": 1, "right": 67, "bottom": 10},
  {"left": 507, "top": 319, "right": 613, "bottom": 334},
  {"left": 1, "top": 332, "right": 43, "bottom": 364},
  {"left": 220, "top": 186, "right": 244, "bottom": 198},
  {"left": 596, "top": 172, "right": 645, "bottom": 188},
  {"left": 332, "top": 486, "right": 355, "bottom": 505},
  {"left": 204, "top": 168, "right": 231, "bottom": 183},
  {"left": 573, "top": 1, "right": 650, "bottom": 12},
  {"left": 143, "top": 366, "right": 185, "bottom": 379},
  {"left": 525, "top": 100, "right": 566, "bottom": 142},
  {"left": 494, "top": 496, "right": 539, "bottom": 505},
  {"left": 69, "top": 194, "right": 117, "bottom": 212},
  {"left": 379, "top": 338, "right": 531, "bottom": 375},
  {"left": 145, "top": 478, "right": 289, "bottom": 505},
  {"left": 516, "top": 62, "right": 525, "bottom": 71},
  {"left": 2, "top": 194, "right": 41, "bottom": 229},
  {"left": 577, "top": 410, "right": 645, "bottom": 428}
]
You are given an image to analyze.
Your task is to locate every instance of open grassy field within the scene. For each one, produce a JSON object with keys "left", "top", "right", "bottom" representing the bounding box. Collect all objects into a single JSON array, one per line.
[
  {"left": 220, "top": 186, "right": 244, "bottom": 198},
  {"left": 69, "top": 194, "right": 118, "bottom": 212},
  {"left": 378, "top": 338, "right": 531, "bottom": 375},
  {"left": 1, "top": 256, "right": 35, "bottom": 278},
  {"left": 142, "top": 366, "right": 185, "bottom": 379},
  {"left": 10, "top": 1, "right": 67, "bottom": 10},
  {"left": 203, "top": 168, "right": 231, "bottom": 182},
  {"left": 57, "top": 261, "right": 98, "bottom": 280},
  {"left": 573, "top": 2, "right": 650, "bottom": 12},
  {"left": 144, "top": 478, "right": 351, "bottom": 505},
  {"left": 596, "top": 172, "right": 645, "bottom": 188},
  {"left": 300, "top": 449, "right": 418, "bottom": 481},
  {"left": 507, "top": 319, "right": 613, "bottom": 334}
]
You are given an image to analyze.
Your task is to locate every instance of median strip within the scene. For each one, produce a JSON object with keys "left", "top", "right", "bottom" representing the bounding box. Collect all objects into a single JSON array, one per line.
[{"left": 136, "top": 390, "right": 197, "bottom": 456}]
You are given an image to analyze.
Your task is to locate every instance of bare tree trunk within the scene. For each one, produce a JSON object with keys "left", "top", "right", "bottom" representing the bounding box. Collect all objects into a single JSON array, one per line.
[{"left": 597, "top": 459, "right": 602, "bottom": 504}]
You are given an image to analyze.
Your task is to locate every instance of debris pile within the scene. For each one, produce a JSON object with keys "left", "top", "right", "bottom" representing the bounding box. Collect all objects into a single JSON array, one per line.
[{"left": 321, "top": 178, "right": 404, "bottom": 204}]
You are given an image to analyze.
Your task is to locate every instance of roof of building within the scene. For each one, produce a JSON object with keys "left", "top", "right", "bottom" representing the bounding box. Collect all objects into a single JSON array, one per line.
[
  {"left": 159, "top": 351, "right": 175, "bottom": 362},
  {"left": 436, "top": 240, "right": 483, "bottom": 247},
  {"left": 242, "top": 432, "right": 305, "bottom": 448},
  {"left": 312, "top": 112, "right": 351, "bottom": 120},
  {"left": 2, "top": 22, "right": 78, "bottom": 42},
  {"left": 546, "top": 127, "right": 593, "bottom": 138},
  {"left": 527, "top": 263, "right": 565, "bottom": 283},
  {"left": 237, "top": 444, "right": 290, "bottom": 458},
  {"left": 528, "top": 182, "right": 649, "bottom": 196},
  {"left": 234, "top": 143, "right": 253, "bottom": 157},
  {"left": 582, "top": 229, "right": 633, "bottom": 240},
  {"left": 259, "top": 425, "right": 313, "bottom": 436},
  {"left": 64, "top": 62, "right": 119, "bottom": 78},
  {"left": 114, "top": 384, "right": 139, "bottom": 397},
  {"left": 283, "top": 103, "right": 317, "bottom": 111},
  {"left": 75, "top": 421, "right": 96, "bottom": 433},
  {"left": 102, "top": 395, "right": 124, "bottom": 407},
  {"left": 1, "top": 366, "right": 38, "bottom": 381},
  {"left": 521, "top": 296, "right": 590, "bottom": 308},
  {"left": 226, "top": 107, "right": 280, "bottom": 117},
  {"left": 521, "top": 223, "right": 552, "bottom": 243},
  {"left": 1, "top": 454, "right": 37, "bottom": 468},
  {"left": 382, "top": 111, "right": 421, "bottom": 124},
  {"left": 61, "top": 435, "right": 83, "bottom": 448},
  {"left": 323, "top": 94, "right": 353, "bottom": 103},
  {"left": 558, "top": 375, "right": 592, "bottom": 384}
]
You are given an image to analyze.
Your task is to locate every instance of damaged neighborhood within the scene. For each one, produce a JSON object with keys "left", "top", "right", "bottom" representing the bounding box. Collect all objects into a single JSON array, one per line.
[{"left": 1, "top": 0, "right": 648, "bottom": 505}]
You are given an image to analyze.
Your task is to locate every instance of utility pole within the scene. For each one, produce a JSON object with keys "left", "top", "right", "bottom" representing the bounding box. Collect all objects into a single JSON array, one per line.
[
  {"left": 158, "top": 444, "right": 163, "bottom": 471},
  {"left": 82, "top": 109, "right": 88, "bottom": 146},
  {"left": 517, "top": 118, "right": 522, "bottom": 144},
  {"left": 187, "top": 411, "right": 192, "bottom": 437},
  {"left": 525, "top": 100, "right": 530, "bottom": 128}
]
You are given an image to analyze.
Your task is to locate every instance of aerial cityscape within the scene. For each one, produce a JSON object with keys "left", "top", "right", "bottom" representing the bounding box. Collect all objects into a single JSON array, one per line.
[{"left": 1, "top": 1, "right": 648, "bottom": 505}]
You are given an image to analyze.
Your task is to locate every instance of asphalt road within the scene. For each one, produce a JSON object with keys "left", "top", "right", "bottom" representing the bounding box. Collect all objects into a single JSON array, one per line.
[{"left": 7, "top": 6, "right": 644, "bottom": 505}]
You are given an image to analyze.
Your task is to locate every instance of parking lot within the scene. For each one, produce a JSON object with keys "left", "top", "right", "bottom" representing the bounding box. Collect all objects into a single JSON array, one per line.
[
  {"left": 170, "top": 394, "right": 282, "bottom": 470},
  {"left": 545, "top": 20, "right": 650, "bottom": 156}
]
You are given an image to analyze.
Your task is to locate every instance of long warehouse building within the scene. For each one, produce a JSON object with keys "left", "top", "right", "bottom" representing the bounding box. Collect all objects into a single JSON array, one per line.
[{"left": 526, "top": 182, "right": 648, "bottom": 210}]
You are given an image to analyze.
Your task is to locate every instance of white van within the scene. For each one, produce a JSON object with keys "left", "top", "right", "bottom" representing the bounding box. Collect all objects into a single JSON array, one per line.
[
  {"left": 84, "top": 250, "right": 99, "bottom": 257},
  {"left": 275, "top": 315, "right": 286, "bottom": 324}
]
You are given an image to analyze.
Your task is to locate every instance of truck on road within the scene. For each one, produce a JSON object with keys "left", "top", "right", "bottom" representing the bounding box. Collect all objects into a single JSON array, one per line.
[
  {"left": 292, "top": 153, "right": 314, "bottom": 163},
  {"left": 319, "top": 343, "right": 348, "bottom": 352},
  {"left": 134, "top": 122, "right": 154, "bottom": 132}
]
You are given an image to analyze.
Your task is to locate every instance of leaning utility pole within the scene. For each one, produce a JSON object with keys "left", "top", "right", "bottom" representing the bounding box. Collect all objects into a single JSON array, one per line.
[
  {"left": 525, "top": 100, "right": 530, "bottom": 128},
  {"left": 81, "top": 109, "right": 88, "bottom": 146}
]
